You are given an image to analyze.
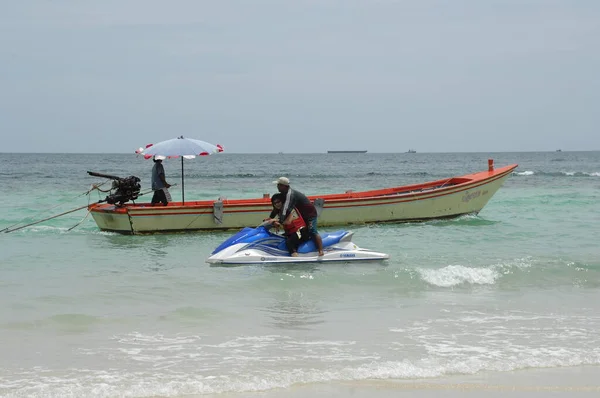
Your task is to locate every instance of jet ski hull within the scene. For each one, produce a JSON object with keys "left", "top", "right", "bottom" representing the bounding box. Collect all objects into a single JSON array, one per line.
[{"left": 207, "top": 226, "right": 389, "bottom": 265}]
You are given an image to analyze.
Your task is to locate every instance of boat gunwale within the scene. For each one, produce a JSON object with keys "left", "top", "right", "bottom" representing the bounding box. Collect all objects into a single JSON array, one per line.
[
  {"left": 127, "top": 168, "right": 515, "bottom": 217},
  {"left": 88, "top": 164, "right": 517, "bottom": 213}
]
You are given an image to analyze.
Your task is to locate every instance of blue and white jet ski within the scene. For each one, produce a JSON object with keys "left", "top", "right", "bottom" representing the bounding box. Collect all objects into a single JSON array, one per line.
[{"left": 207, "top": 225, "right": 389, "bottom": 265}]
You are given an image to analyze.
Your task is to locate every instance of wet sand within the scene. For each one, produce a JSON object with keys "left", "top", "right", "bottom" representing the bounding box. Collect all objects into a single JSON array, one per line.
[{"left": 204, "top": 366, "right": 600, "bottom": 398}]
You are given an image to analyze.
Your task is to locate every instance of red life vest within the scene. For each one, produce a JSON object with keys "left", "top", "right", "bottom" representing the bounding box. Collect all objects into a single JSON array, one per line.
[{"left": 283, "top": 207, "right": 306, "bottom": 235}]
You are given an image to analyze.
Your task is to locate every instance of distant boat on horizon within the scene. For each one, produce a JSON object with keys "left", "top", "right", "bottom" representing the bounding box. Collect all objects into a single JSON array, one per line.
[
  {"left": 407, "top": 149, "right": 417, "bottom": 153},
  {"left": 556, "top": 149, "right": 562, "bottom": 152},
  {"left": 327, "top": 150, "right": 367, "bottom": 154}
]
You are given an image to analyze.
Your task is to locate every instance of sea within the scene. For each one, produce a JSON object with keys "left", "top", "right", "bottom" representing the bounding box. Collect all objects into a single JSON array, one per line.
[{"left": 0, "top": 151, "right": 599, "bottom": 397}]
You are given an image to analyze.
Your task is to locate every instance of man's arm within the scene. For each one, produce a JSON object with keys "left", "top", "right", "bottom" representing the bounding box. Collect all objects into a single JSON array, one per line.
[
  {"left": 159, "top": 166, "right": 171, "bottom": 188},
  {"left": 280, "top": 189, "right": 294, "bottom": 223}
]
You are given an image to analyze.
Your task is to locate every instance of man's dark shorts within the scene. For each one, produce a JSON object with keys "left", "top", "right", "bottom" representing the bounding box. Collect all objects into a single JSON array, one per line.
[{"left": 306, "top": 217, "right": 319, "bottom": 236}]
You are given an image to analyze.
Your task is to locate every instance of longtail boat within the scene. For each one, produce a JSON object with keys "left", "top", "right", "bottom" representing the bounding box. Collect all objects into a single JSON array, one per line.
[{"left": 88, "top": 160, "right": 517, "bottom": 234}]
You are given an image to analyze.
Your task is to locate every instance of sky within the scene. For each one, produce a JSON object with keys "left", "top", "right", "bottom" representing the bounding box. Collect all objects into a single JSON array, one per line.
[{"left": 1, "top": 0, "right": 599, "bottom": 153}]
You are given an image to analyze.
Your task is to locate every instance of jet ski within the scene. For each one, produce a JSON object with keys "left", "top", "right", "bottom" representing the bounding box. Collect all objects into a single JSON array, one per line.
[{"left": 207, "top": 225, "right": 389, "bottom": 265}]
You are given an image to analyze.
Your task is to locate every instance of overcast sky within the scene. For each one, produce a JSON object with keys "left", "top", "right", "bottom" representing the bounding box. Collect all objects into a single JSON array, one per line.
[{"left": 1, "top": 1, "right": 598, "bottom": 153}]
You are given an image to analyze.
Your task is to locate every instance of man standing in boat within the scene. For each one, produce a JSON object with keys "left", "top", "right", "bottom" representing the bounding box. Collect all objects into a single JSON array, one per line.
[
  {"left": 273, "top": 177, "right": 324, "bottom": 256},
  {"left": 151, "top": 156, "right": 172, "bottom": 206}
]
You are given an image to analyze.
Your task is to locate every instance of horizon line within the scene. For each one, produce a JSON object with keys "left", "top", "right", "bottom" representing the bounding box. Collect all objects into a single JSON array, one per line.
[{"left": 1, "top": 150, "right": 598, "bottom": 155}]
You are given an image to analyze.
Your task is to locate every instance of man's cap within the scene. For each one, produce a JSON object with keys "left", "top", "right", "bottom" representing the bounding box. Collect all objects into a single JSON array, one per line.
[{"left": 272, "top": 176, "right": 290, "bottom": 186}]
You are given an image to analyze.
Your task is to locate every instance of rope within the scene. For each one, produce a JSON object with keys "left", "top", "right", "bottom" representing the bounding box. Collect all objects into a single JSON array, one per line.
[
  {"left": 3, "top": 203, "right": 99, "bottom": 233},
  {"left": 68, "top": 208, "right": 92, "bottom": 231},
  {"left": 61, "top": 187, "right": 158, "bottom": 232},
  {"left": 85, "top": 180, "right": 110, "bottom": 194},
  {"left": 2, "top": 184, "right": 169, "bottom": 234},
  {"left": 438, "top": 178, "right": 453, "bottom": 189},
  {"left": 0, "top": 187, "right": 104, "bottom": 233}
]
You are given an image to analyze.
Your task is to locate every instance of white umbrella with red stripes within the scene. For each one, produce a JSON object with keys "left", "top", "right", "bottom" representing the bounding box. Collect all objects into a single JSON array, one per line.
[{"left": 136, "top": 135, "right": 224, "bottom": 204}]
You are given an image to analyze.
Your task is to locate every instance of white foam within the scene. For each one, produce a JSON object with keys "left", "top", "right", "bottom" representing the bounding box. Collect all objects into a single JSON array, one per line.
[
  {"left": 9, "top": 315, "right": 600, "bottom": 397},
  {"left": 561, "top": 171, "right": 599, "bottom": 177},
  {"left": 512, "top": 170, "right": 600, "bottom": 177},
  {"left": 4, "top": 350, "right": 600, "bottom": 397},
  {"left": 416, "top": 257, "right": 536, "bottom": 288},
  {"left": 514, "top": 170, "right": 534, "bottom": 176},
  {"left": 113, "top": 332, "right": 202, "bottom": 345},
  {"left": 290, "top": 340, "right": 356, "bottom": 346},
  {"left": 492, "top": 256, "right": 534, "bottom": 275},
  {"left": 417, "top": 265, "right": 499, "bottom": 287}
]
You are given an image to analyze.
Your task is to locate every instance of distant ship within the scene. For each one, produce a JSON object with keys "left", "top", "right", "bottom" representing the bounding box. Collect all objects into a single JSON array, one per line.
[
  {"left": 327, "top": 150, "right": 367, "bottom": 153},
  {"left": 407, "top": 149, "right": 416, "bottom": 153},
  {"left": 556, "top": 149, "right": 562, "bottom": 152}
]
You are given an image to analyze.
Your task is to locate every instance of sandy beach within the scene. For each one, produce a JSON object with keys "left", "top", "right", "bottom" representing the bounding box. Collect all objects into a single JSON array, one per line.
[{"left": 208, "top": 366, "right": 600, "bottom": 398}]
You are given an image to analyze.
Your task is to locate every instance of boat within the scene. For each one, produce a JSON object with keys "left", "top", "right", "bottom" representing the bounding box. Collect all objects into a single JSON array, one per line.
[
  {"left": 407, "top": 149, "right": 416, "bottom": 153},
  {"left": 207, "top": 225, "right": 389, "bottom": 265},
  {"left": 327, "top": 150, "right": 367, "bottom": 153},
  {"left": 88, "top": 159, "right": 517, "bottom": 234}
]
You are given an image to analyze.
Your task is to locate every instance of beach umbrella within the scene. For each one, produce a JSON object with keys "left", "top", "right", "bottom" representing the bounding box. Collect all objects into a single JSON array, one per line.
[{"left": 136, "top": 135, "right": 224, "bottom": 204}]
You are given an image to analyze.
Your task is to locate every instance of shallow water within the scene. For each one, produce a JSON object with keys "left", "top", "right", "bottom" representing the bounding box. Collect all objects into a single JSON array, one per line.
[{"left": 1, "top": 151, "right": 599, "bottom": 397}]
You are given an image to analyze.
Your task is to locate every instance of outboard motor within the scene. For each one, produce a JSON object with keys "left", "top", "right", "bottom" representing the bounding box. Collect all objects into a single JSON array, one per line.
[{"left": 88, "top": 171, "right": 141, "bottom": 205}]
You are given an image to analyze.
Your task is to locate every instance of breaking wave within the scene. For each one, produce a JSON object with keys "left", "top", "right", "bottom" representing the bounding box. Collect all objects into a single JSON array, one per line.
[
  {"left": 514, "top": 170, "right": 600, "bottom": 177},
  {"left": 413, "top": 257, "right": 600, "bottom": 289}
]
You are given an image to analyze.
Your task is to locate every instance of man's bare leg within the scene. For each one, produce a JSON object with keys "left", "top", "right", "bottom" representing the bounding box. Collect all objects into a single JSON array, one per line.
[{"left": 315, "top": 234, "right": 324, "bottom": 256}]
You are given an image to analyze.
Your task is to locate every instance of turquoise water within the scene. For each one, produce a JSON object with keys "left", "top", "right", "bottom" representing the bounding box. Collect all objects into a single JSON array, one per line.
[{"left": 1, "top": 152, "right": 599, "bottom": 397}]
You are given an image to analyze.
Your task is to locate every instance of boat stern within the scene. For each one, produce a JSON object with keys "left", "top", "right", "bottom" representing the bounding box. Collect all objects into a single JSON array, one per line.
[{"left": 88, "top": 203, "right": 134, "bottom": 234}]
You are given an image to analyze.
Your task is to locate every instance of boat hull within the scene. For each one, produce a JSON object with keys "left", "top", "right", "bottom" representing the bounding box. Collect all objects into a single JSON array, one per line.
[{"left": 89, "top": 163, "right": 517, "bottom": 234}]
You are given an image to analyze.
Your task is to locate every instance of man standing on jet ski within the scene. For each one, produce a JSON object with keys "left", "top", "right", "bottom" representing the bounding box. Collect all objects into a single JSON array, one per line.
[{"left": 273, "top": 177, "right": 324, "bottom": 256}]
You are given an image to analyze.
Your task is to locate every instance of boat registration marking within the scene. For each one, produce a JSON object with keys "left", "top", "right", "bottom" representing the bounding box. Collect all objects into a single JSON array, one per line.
[{"left": 462, "top": 189, "right": 488, "bottom": 203}]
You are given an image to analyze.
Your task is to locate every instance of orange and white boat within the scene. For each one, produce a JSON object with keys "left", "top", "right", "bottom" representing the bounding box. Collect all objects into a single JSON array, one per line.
[{"left": 88, "top": 160, "right": 517, "bottom": 234}]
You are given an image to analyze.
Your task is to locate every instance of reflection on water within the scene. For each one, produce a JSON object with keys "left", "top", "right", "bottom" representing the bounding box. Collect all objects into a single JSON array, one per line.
[
  {"left": 142, "top": 236, "right": 172, "bottom": 271},
  {"left": 93, "top": 233, "right": 174, "bottom": 271},
  {"left": 263, "top": 290, "right": 326, "bottom": 331},
  {"left": 425, "top": 215, "right": 500, "bottom": 227},
  {"left": 264, "top": 263, "right": 321, "bottom": 274},
  {"left": 94, "top": 233, "right": 146, "bottom": 250}
]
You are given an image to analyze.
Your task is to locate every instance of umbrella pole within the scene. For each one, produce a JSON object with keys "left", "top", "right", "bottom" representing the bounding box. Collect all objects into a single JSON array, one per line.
[{"left": 181, "top": 157, "right": 185, "bottom": 204}]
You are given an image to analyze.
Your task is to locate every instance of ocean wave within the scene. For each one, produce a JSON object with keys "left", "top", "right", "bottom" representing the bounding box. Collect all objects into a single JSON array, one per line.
[
  {"left": 416, "top": 265, "right": 500, "bottom": 287},
  {"left": 514, "top": 170, "right": 535, "bottom": 176},
  {"left": 6, "top": 314, "right": 600, "bottom": 396},
  {"left": 423, "top": 214, "right": 499, "bottom": 227},
  {"left": 113, "top": 331, "right": 202, "bottom": 346},
  {"left": 188, "top": 172, "right": 260, "bottom": 179},
  {"left": 2, "top": 225, "right": 79, "bottom": 236},
  {"left": 513, "top": 170, "right": 600, "bottom": 177},
  {"left": 194, "top": 171, "right": 436, "bottom": 180},
  {"left": 413, "top": 257, "right": 600, "bottom": 289},
  {"left": 2, "top": 313, "right": 105, "bottom": 333},
  {"left": 417, "top": 258, "right": 536, "bottom": 288},
  {"left": 3, "top": 350, "right": 600, "bottom": 397}
]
